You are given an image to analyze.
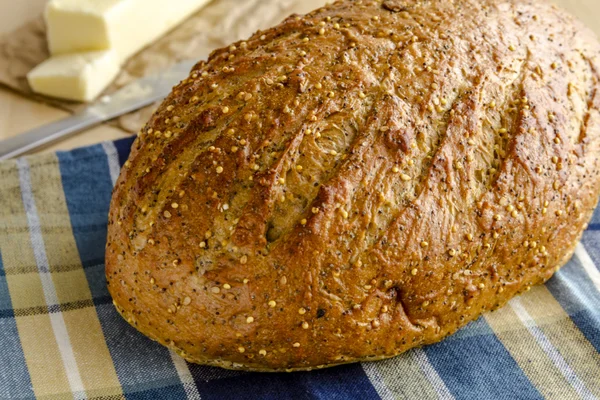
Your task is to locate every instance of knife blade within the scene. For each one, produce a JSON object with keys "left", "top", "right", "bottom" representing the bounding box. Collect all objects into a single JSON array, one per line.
[{"left": 0, "top": 59, "right": 198, "bottom": 161}]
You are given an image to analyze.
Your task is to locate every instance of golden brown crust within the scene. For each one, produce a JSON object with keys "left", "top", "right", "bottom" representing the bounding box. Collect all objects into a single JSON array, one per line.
[{"left": 106, "top": 0, "right": 600, "bottom": 371}]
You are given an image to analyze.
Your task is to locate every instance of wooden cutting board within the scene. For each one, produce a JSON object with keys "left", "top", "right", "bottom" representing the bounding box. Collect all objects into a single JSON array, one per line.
[{"left": 0, "top": 0, "right": 598, "bottom": 155}]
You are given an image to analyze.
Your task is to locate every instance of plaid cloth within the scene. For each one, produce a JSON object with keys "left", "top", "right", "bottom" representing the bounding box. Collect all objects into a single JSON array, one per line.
[{"left": 1, "top": 137, "right": 600, "bottom": 400}]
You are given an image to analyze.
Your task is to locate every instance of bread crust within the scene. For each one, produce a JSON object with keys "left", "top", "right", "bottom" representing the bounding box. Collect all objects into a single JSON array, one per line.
[{"left": 106, "top": 0, "right": 600, "bottom": 371}]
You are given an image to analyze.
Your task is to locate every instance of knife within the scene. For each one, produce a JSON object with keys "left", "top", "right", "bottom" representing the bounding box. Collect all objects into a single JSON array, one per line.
[{"left": 0, "top": 59, "right": 198, "bottom": 161}]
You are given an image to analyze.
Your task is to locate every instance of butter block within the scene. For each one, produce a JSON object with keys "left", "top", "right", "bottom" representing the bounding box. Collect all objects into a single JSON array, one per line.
[
  {"left": 27, "top": 51, "right": 120, "bottom": 102},
  {"left": 46, "top": 0, "right": 211, "bottom": 59}
]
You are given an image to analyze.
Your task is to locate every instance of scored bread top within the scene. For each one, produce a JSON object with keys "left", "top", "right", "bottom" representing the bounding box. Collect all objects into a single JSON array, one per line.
[{"left": 106, "top": 0, "right": 600, "bottom": 371}]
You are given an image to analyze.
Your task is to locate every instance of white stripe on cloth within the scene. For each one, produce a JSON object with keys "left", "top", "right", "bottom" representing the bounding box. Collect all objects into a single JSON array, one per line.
[
  {"left": 509, "top": 297, "right": 597, "bottom": 400},
  {"left": 411, "top": 349, "right": 455, "bottom": 400},
  {"left": 101, "top": 142, "right": 121, "bottom": 186},
  {"left": 170, "top": 351, "right": 202, "bottom": 400},
  {"left": 362, "top": 362, "right": 397, "bottom": 400},
  {"left": 101, "top": 144, "right": 202, "bottom": 399},
  {"left": 17, "top": 158, "right": 87, "bottom": 400},
  {"left": 575, "top": 243, "right": 600, "bottom": 292}
]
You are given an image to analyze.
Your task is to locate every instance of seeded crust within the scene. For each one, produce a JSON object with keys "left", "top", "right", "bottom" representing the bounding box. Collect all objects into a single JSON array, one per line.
[{"left": 106, "top": 0, "right": 600, "bottom": 372}]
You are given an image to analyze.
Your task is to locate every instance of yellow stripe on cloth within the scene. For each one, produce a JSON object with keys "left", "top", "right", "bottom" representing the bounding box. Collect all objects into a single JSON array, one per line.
[
  {"left": 484, "top": 305, "right": 580, "bottom": 399},
  {"left": 518, "top": 286, "right": 600, "bottom": 397},
  {"left": 16, "top": 316, "right": 74, "bottom": 399},
  {"left": 0, "top": 159, "right": 72, "bottom": 398},
  {"left": 26, "top": 155, "right": 123, "bottom": 397},
  {"left": 62, "top": 309, "right": 123, "bottom": 397}
]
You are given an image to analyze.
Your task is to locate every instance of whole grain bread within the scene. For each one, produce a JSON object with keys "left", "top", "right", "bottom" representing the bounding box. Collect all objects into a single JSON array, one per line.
[{"left": 106, "top": 0, "right": 600, "bottom": 371}]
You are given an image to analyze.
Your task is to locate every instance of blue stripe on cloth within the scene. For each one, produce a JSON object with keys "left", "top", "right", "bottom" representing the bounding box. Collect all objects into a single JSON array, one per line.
[
  {"left": 0, "top": 251, "right": 13, "bottom": 319},
  {"left": 92, "top": 295, "right": 114, "bottom": 307},
  {"left": 195, "top": 364, "right": 381, "bottom": 400},
  {"left": 546, "top": 250, "right": 600, "bottom": 353},
  {"left": 124, "top": 384, "right": 188, "bottom": 400},
  {"left": 424, "top": 318, "right": 543, "bottom": 400},
  {"left": 587, "top": 204, "right": 600, "bottom": 231},
  {"left": 589, "top": 205, "right": 600, "bottom": 225},
  {"left": 0, "top": 252, "right": 35, "bottom": 399},
  {"left": 95, "top": 304, "right": 187, "bottom": 396},
  {"left": 58, "top": 144, "right": 187, "bottom": 396},
  {"left": 187, "top": 363, "right": 245, "bottom": 383},
  {"left": 581, "top": 233, "right": 600, "bottom": 273},
  {"left": 57, "top": 144, "right": 116, "bottom": 298},
  {"left": 85, "top": 262, "right": 113, "bottom": 300},
  {"left": 114, "top": 137, "right": 136, "bottom": 167}
]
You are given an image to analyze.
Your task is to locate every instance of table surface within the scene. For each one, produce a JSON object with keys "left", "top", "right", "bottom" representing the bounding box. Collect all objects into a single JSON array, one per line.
[{"left": 1, "top": 0, "right": 599, "bottom": 156}]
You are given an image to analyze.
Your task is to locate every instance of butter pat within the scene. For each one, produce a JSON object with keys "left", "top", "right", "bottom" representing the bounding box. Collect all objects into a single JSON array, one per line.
[
  {"left": 27, "top": 51, "right": 120, "bottom": 102},
  {"left": 32, "top": 0, "right": 210, "bottom": 102},
  {"left": 46, "top": 0, "right": 211, "bottom": 59}
]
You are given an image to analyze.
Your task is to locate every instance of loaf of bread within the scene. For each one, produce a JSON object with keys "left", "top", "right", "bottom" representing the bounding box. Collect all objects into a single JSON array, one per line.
[{"left": 106, "top": 0, "right": 600, "bottom": 371}]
